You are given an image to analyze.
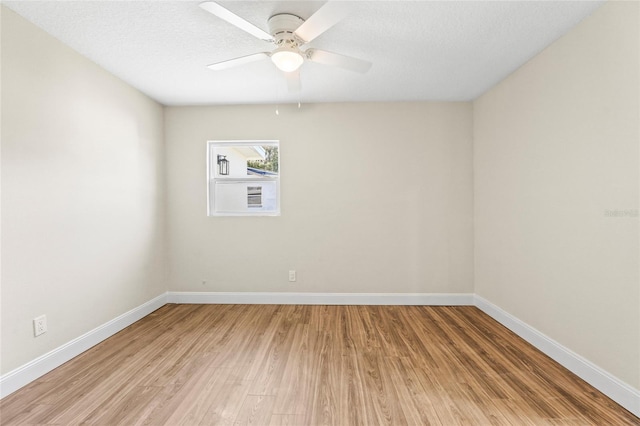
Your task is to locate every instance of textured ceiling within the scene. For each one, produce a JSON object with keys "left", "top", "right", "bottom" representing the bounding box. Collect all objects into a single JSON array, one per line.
[{"left": 4, "top": 0, "right": 605, "bottom": 106}]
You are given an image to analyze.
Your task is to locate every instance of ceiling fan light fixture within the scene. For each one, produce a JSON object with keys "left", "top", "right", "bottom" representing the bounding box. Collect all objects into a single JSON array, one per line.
[{"left": 271, "top": 47, "right": 304, "bottom": 73}]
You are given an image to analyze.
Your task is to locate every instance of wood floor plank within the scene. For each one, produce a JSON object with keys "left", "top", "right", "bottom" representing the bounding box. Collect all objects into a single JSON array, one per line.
[
  {"left": 233, "top": 395, "right": 276, "bottom": 426},
  {"left": 1, "top": 304, "right": 638, "bottom": 426},
  {"left": 247, "top": 307, "right": 297, "bottom": 396},
  {"left": 268, "top": 414, "right": 305, "bottom": 425},
  {"left": 271, "top": 324, "right": 317, "bottom": 416},
  {"left": 89, "top": 385, "right": 163, "bottom": 425},
  {"left": 198, "top": 380, "right": 252, "bottom": 426}
]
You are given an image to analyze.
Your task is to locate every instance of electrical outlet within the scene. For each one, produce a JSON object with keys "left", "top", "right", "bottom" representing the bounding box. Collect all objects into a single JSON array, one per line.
[
  {"left": 288, "top": 270, "right": 297, "bottom": 282},
  {"left": 33, "top": 315, "right": 47, "bottom": 337}
]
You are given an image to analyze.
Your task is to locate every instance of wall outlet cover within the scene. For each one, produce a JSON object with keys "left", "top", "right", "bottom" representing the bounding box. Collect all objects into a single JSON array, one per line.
[{"left": 34, "top": 315, "right": 47, "bottom": 337}]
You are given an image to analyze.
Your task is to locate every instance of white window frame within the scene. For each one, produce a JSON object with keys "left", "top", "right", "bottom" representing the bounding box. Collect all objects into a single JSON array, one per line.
[{"left": 207, "top": 140, "right": 280, "bottom": 217}]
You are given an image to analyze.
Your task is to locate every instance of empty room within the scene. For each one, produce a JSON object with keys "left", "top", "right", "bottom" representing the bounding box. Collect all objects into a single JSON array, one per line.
[{"left": 1, "top": 0, "right": 638, "bottom": 424}]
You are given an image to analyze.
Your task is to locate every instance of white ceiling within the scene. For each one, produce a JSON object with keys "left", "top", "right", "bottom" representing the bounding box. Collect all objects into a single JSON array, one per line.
[{"left": 4, "top": 0, "right": 605, "bottom": 106}]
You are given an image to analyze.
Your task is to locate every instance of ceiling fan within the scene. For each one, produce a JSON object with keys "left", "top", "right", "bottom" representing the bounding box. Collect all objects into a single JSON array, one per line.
[{"left": 199, "top": 1, "right": 372, "bottom": 76}]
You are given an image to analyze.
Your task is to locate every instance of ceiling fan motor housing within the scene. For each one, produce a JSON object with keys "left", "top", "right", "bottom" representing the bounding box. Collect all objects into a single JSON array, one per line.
[{"left": 268, "top": 13, "right": 305, "bottom": 47}]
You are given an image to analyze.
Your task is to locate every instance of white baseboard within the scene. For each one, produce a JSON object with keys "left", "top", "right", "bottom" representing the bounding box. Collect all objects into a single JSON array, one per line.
[
  {"left": 167, "top": 291, "right": 475, "bottom": 306},
  {"left": 0, "top": 292, "right": 168, "bottom": 399},
  {"left": 474, "top": 295, "right": 640, "bottom": 418}
]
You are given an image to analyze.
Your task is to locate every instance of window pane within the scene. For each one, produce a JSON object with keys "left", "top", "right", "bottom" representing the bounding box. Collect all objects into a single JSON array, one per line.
[
  {"left": 212, "top": 181, "right": 278, "bottom": 214},
  {"left": 212, "top": 145, "right": 278, "bottom": 178}
]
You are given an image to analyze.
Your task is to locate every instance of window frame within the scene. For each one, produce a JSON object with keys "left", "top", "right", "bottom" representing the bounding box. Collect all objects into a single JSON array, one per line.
[{"left": 206, "top": 140, "right": 280, "bottom": 217}]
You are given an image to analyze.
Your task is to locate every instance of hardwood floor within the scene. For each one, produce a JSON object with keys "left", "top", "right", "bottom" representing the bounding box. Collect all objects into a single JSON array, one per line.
[{"left": 1, "top": 304, "right": 638, "bottom": 425}]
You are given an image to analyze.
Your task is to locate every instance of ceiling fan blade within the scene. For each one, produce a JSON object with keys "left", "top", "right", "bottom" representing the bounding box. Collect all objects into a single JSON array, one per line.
[
  {"left": 199, "top": 2, "right": 273, "bottom": 42},
  {"left": 286, "top": 70, "right": 301, "bottom": 93},
  {"left": 207, "top": 52, "right": 270, "bottom": 71},
  {"left": 294, "top": 2, "right": 349, "bottom": 43},
  {"left": 306, "top": 49, "right": 372, "bottom": 74}
]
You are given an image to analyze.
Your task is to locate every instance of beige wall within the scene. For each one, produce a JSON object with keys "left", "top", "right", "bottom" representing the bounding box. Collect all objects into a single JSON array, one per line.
[
  {"left": 165, "top": 102, "right": 473, "bottom": 294},
  {"left": 474, "top": 0, "right": 639, "bottom": 389},
  {"left": 1, "top": 8, "right": 167, "bottom": 374}
]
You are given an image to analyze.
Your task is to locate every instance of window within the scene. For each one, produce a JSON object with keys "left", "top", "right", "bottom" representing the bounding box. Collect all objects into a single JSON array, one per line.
[{"left": 207, "top": 141, "right": 280, "bottom": 216}]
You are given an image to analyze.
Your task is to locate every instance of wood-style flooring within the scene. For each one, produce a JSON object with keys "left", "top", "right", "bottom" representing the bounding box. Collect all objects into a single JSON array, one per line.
[{"left": 1, "top": 304, "right": 638, "bottom": 425}]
